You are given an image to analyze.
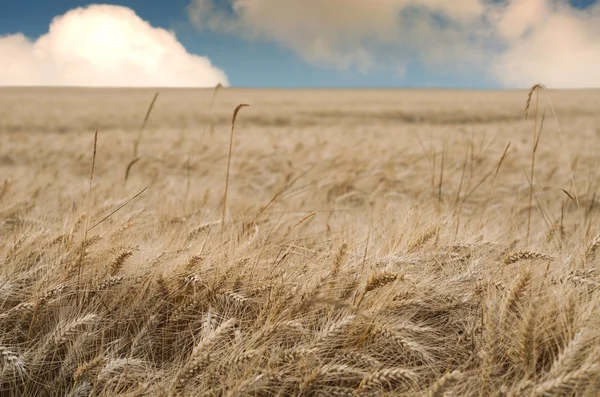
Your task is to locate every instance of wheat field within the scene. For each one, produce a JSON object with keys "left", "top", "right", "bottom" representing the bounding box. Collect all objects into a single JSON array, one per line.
[{"left": 1, "top": 87, "right": 600, "bottom": 396}]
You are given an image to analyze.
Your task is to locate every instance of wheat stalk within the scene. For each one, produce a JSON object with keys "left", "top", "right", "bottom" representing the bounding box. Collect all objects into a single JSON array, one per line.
[
  {"left": 0, "top": 346, "right": 26, "bottom": 378},
  {"left": 525, "top": 84, "right": 543, "bottom": 120},
  {"left": 331, "top": 242, "right": 348, "bottom": 281},
  {"left": 585, "top": 234, "right": 600, "bottom": 259},
  {"left": 76, "top": 128, "right": 98, "bottom": 305},
  {"left": 56, "top": 314, "right": 100, "bottom": 344},
  {"left": 356, "top": 273, "right": 399, "bottom": 306},
  {"left": 222, "top": 103, "right": 249, "bottom": 228},
  {"left": 109, "top": 249, "right": 133, "bottom": 276},
  {"left": 170, "top": 317, "right": 239, "bottom": 393},
  {"left": 504, "top": 250, "right": 552, "bottom": 265},
  {"left": 314, "top": 315, "right": 356, "bottom": 346},
  {"left": 74, "top": 355, "right": 106, "bottom": 382},
  {"left": 95, "top": 276, "right": 124, "bottom": 291},
  {"left": 533, "top": 360, "right": 599, "bottom": 396},
  {"left": 173, "top": 352, "right": 213, "bottom": 394},
  {"left": 132, "top": 92, "right": 159, "bottom": 158},
  {"left": 341, "top": 351, "right": 383, "bottom": 369},
  {"left": 354, "top": 368, "right": 417, "bottom": 395},
  {"left": 96, "top": 358, "right": 148, "bottom": 385},
  {"left": 371, "top": 324, "right": 431, "bottom": 361},
  {"left": 519, "top": 300, "right": 537, "bottom": 379},
  {"left": 226, "top": 373, "right": 265, "bottom": 396},
  {"left": 316, "top": 386, "right": 355, "bottom": 396},
  {"left": 407, "top": 226, "right": 439, "bottom": 252},
  {"left": 301, "top": 364, "right": 362, "bottom": 391},
  {"left": 428, "top": 370, "right": 462, "bottom": 397},
  {"left": 525, "top": 83, "right": 541, "bottom": 244},
  {"left": 501, "top": 271, "right": 531, "bottom": 322},
  {"left": 482, "top": 300, "right": 500, "bottom": 391},
  {"left": 546, "top": 328, "right": 594, "bottom": 379}
]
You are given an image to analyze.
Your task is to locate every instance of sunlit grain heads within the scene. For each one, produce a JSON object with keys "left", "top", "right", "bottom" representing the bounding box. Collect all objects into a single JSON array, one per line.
[
  {"left": 173, "top": 353, "right": 213, "bottom": 395},
  {"left": 315, "top": 315, "right": 356, "bottom": 347},
  {"left": 354, "top": 368, "right": 417, "bottom": 396},
  {"left": 273, "top": 347, "right": 316, "bottom": 365},
  {"left": 109, "top": 249, "right": 133, "bottom": 276},
  {"left": 129, "top": 313, "right": 162, "bottom": 358},
  {"left": 226, "top": 373, "right": 266, "bottom": 396},
  {"left": 168, "top": 295, "right": 207, "bottom": 325},
  {"left": 182, "top": 254, "right": 203, "bottom": 273},
  {"left": 301, "top": 364, "right": 363, "bottom": 392},
  {"left": 427, "top": 370, "right": 462, "bottom": 397},
  {"left": 585, "top": 234, "right": 600, "bottom": 260},
  {"left": 546, "top": 328, "right": 596, "bottom": 380},
  {"left": 501, "top": 271, "right": 531, "bottom": 322},
  {"left": 532, "top": 358, "right": 599, "bottom": 397},
  {"left": 186, "top": 220, "right": 220, "bottom": 242},
  {"left": 155, "top": 276, "right": 171, "bottom": 301},
  {"left": 216, "top": 291, "right": 251, "bottom": 309},
  {"left": 482, "top": 300, "right": 500, "bottom": 387},
  {"left": 341, "top": 351, "right": 383, "bottom": 370},
  {"left": 0, "top": 302, "right": 35, "bottom": 321},
  {"left": 316, "top": 386, "right": 356, "bottom": 397},
  {"left": 364, "top": 273, "right": 399, "bottom": 293},
  {"left": 38, "top": 284, "right": 67, "bottom": 305},
  {"left": 519, "top": 300, "right": 537, "bottom": 379},
  {"left": 566, "top": 269, "right": 600, "bottom": 290},
  {"left": 407, "top": 226, "right": 439, "bottom": 252},
  {"left": 525, "top": 83, "right": 543, "bottom": 120},
  {"left": 331, "top": 242, "right": 348, "bottom": 280},
  {"left": 224, "top": 349, "right": 260, "bottom": 368},
  {"left": 74, "top": 355, "right": 106, "bottom": 382},
  {"left": 0, "top": 346, "right": 26, "bottom": 379},
  {"left": 97, "top": 358, "right": 151, "bottom": 392},
  {"left": 258, "top": 320, "right": 306, "bottom": 344},
  {"left": 70, "top": 381, "right": 93, "bottom": 397},
  {"left": 356, "top": 273, "right": 400, "bottom": 307},
  {"left": 56, "top": 314, "right": 101, "bottom": 344},
  {"left": 95, "top": 275, "right": 125, "bottom": 291},
  {"left": 371, "top": 324, "right": 432, "bottom": 363},
  {"left": 504, "top": 250, "right": 552, "bottom": 265},
  {"left": 507, "top": 380, "right": 535, "bottom": 397},
  {"left": 195, "top": 317, "right": 238, "bottom": 353}
]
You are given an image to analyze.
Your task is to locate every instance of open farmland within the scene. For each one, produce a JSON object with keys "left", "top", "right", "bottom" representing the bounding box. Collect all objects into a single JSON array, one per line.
[{"left": 1, "top": 87, "right": 600, "bottom": 396}]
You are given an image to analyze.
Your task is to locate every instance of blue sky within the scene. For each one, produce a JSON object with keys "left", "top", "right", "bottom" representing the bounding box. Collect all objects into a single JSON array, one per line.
[{"left": 1, "top": 1, "right": 599, "bottom": 88}]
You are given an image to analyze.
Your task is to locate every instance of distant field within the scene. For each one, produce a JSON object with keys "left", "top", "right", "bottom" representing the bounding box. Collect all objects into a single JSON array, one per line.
[{"left": 1, "top": 87, "right": 599, "bottom": 396}]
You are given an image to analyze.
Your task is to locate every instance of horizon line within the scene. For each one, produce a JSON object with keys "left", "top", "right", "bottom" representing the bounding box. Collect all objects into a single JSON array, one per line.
[{"left": 1, "top": 85, "right": 597, "bottom": 91}]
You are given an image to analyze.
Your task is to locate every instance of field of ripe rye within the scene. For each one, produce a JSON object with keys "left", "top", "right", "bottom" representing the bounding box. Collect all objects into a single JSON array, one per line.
[{"left": 1, "top": 86, "right": 600, "bottom": 396}]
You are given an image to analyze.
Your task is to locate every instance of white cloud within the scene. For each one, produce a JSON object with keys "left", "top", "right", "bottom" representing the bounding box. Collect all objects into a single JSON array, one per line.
[
  {"left": 491, "top": 2, "right": 600, "bottom": 88},
  {"left": 0, "top": 4, "right": 228, "bottom": 87},
  {"left": 188, "top": 0, "right": 600, "bottom": 88}
]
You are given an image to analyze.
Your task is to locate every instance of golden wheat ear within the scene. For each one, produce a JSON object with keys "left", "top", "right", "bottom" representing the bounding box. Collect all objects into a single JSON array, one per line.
[{"left": 525, "top": 83, "right": 542, "bottom": 120}]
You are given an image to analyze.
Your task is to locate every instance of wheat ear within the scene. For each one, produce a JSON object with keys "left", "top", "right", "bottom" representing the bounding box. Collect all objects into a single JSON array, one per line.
[{"left": 428, "top": 370, "right": 462, "bottom": 397}]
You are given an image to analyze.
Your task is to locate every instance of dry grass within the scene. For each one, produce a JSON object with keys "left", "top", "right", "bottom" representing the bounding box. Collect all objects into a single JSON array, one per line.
[{"left": 1, "top": 86, "right": 600, "bottom": 396}]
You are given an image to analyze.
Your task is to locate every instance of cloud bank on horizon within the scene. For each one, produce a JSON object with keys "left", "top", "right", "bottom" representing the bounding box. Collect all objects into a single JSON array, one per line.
[
  {"left": 0, "top": 4, "right": 228, "bottom": 87},
  {"left": 1, "top": 1, "right": 599, "bottom": 88},
  {"left": 189, "top": 0, "right": 600, "bottom": 88}
]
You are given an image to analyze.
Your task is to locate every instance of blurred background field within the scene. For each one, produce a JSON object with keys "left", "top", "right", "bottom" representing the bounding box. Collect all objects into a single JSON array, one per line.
[{"left": 3, "top": 88, "right": 600, "bottom": 234}]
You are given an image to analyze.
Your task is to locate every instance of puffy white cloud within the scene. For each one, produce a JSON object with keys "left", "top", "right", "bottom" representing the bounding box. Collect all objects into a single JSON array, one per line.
[
  {"left": 188, "top": 0, "right": 600, "bottom": 88},
  {"left": 0, "top": 4, "right": 228, "bottom": 87},
  {"left": 491, "top": 2, "right": 600, "bottom": 88}
]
